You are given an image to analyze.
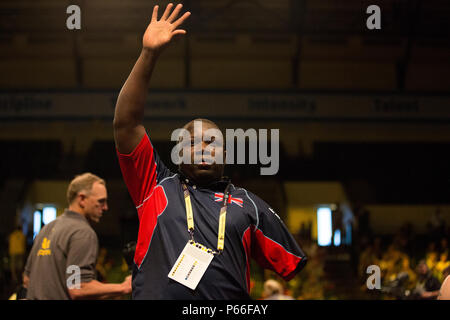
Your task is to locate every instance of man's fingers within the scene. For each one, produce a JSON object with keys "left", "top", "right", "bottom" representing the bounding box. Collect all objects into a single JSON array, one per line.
[
  {"left": 172, "top": 11, "right": 191, "bottom": 29},
  {"left": 151, "top": 5, "right": 159, "bottom": 22},
  {"left": 172, "top": 29, "right": 187, "bottom": 37},
  {"left": 161, "top": 3, "right": 174, "bottom": 21},
  {"left": 167, "top": 3, "right": 183, "bottom": 23}
]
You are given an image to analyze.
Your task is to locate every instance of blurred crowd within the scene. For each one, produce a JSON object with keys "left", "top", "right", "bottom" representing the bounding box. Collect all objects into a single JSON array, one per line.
[
  {"left": 255, "top": 207, "right": 449, "bottom": 301},
  {"left": 357, "top": 211, "right": 449, "bottom": 300}
]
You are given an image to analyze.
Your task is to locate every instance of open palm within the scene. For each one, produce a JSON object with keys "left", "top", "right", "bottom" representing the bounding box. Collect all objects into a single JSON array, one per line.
[{"left": 143, "top": 3, "right": 191, "bottom": 51}]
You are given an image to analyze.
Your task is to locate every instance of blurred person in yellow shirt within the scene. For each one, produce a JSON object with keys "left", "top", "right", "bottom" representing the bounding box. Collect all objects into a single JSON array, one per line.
[
  {"left": 435, "top": 252, "right": 450, "bottom": 282},
  {"left": 8, "top": 226, "right": 26, "bottom": 284}
]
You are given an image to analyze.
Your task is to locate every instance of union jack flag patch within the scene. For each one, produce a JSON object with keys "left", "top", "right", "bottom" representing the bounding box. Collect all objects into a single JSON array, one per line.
[{"left": 214, "top": 193, "right": 244, "bottom": 207}]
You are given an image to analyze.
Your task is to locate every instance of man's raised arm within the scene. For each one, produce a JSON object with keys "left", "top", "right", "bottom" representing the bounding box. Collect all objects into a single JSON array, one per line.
[{"left": 113, "top": 3, "right": 191, "bottom": 154}]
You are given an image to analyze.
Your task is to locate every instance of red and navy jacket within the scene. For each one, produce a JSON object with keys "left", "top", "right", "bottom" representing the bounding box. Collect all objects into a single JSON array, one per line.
[{"left": 117, "top": 133, "right": 307, "bottom": 299}]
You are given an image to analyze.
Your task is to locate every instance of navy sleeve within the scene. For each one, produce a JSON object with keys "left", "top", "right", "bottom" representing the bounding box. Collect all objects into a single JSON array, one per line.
[{"left": 247, "top": 192, "right": 307, "bottom": 281}]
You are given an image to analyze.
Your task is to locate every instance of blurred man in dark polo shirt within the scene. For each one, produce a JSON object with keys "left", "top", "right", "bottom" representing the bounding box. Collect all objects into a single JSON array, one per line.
[{"left": 23, "top": 173, "right": 131, "bottom": 299}]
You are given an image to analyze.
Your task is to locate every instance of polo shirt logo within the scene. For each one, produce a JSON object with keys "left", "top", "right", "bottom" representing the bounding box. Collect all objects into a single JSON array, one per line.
[
  {"left": 37, "top": 237, "right": 52, "bottom": 256},
  {"left": 214, "top": 193, "right": 244, "bottom": 207}
]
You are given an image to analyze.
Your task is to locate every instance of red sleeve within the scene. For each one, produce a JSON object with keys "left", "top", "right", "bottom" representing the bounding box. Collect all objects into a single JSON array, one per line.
[
  {"left": 246, "top": 192, "right": 307, "bottom": 281},
  {"left": 252, "top": 228, "right": 306, "bottom": 281},
  {"left": 116, "top": 134, "right": 158, "bottom": 211}
]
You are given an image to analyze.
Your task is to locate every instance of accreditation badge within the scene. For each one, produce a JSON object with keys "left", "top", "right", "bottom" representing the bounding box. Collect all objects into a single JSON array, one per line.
[{"left": 168, "top": 241, "right": 214, "bottom": 290}]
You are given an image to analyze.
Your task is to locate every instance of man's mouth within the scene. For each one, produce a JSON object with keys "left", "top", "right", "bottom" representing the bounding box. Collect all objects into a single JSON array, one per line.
[
  {"left": 197, "top": 158, "right": 214, "bottom": 165},
  {"left": 198, "top": 162, "right": 212, "bottom": 168}
]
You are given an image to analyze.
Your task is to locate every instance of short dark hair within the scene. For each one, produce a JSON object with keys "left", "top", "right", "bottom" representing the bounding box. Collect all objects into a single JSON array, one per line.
[{"left": 183, "top": 118, "right": 222, "bottom": 135}]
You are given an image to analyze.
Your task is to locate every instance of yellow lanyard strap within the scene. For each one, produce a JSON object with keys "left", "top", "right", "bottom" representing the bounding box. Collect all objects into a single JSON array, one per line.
[
  {"left": 182, "top": 182, "right": 231, "bottom": 254},
  {"left": 183, "top": 184, "right": 195, "bottom": 232},
  {"left": 217, "top": 206, "right": 227, "bottom": 252}
]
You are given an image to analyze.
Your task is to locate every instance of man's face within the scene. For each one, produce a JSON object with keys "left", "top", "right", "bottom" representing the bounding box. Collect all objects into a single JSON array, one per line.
[
  {"left": 80, "top": 181, "right": 108, "bottom": 223},
  {"left": 179, "top": 121, "right": 225, "bottom": 186},
  {"left": 417, "top": 263, "right": 428, "bottom": 276}
]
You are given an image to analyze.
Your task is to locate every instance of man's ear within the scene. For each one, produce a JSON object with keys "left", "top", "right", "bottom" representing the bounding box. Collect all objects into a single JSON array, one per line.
[{"left": 78, "top": 193, "right": 87, "bottom": 208}]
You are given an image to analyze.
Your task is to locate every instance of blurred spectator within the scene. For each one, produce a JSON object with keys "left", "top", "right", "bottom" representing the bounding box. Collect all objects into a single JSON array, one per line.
[
  {"left": 401, "top": 256, "right": 417, "bottom": 289},
  {"left": 435, "top": 252, "right": 450, "bottom": 282},
  {"left": 425, "top": 242, "right": 439, "bottom": 272},
  {"left": 379, "top": 244, "right": 404, "bottom": 283},
  {"left": 411, "top": 260, "right": 441, "bottom": 300},
  {"left": 8, "top": 226, "right": 25, "bottom": 285},
  {"left": 261, "top": 279, "right": 294, "bottom": 300},
  {"left": 426, "top": 253, "right": 439, "bottom": 276},
  {"left": 358, "top": 240, "right": 380, "bottom": 281},
  {"left": 95, "top": 247, "right": 109, "bottom": 282},
  {"left": 105, "top": 255, "right": 129, "bottom": 285}
]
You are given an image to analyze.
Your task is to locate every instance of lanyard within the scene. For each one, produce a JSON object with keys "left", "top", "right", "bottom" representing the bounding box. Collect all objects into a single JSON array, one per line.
[{"left": 182, "top": 182, "right": 231, "bottom": 255}]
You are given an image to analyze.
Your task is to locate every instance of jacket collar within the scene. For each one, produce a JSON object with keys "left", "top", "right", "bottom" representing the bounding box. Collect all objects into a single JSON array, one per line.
[{"left": 178, "top": 171, "right": 231, "bottom": 192}]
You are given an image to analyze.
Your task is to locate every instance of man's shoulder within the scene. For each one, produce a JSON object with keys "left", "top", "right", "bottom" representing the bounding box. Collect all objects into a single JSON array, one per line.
[
  {"left": 55, "top": 214, "right": 96, "bottom": 239},
  {"left": 233, "top": 185, "right": 267, "bottom": 201},
  {"left": 231, "top": 186, "right": 269, "bottom": 210},
  {"left": 158, "top": 173, "right": 179, "bottom": 184},
  {"left": 232, "top": 185, "right": 255, "bottom": 197},
  {"left": 37, "top": 218, "right": 59, "bottom": 236}
]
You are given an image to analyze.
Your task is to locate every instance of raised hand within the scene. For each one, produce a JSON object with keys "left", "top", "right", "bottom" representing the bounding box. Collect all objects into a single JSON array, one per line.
[
  {"left": 114, "top": 4, "right": 191, "bottom": 155},
  {"left": 142, "top": 3, "right": 191, "bottom": 52}
]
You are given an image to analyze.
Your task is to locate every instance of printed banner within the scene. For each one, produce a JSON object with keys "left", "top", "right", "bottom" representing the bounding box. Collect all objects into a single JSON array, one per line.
[{"left": 0, "top": 92, "right": 449, "bottom": 121}]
